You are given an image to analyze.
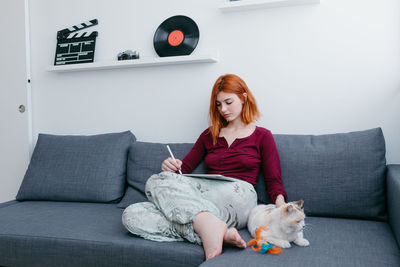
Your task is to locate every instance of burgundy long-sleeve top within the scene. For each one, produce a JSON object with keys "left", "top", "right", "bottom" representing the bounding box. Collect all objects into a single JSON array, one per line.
[{"left": 180, "top": 126, "right": 287, "bottom": 203}]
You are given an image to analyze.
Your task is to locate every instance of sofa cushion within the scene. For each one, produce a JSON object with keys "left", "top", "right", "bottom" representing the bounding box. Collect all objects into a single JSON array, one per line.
[
  {"left": 16, "top": 131, "right": 135, "bottom": 203},
  {"left": 272, "top": 127, "right": 386, "bottom": 220},
  {"left": 0, "top": 201, "right": 204, "bottom": 267},
  {"left": 118, "top": 141, "right": 206, "bottom": 208},
  {"left": 120, "top": 128, "right": 386, "bottom": 221},
  {"left": 200, "top": 216, "right": 400, "bottom": 267}
]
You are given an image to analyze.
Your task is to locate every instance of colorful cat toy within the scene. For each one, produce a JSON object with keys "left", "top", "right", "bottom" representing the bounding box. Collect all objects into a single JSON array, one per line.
[{"left": 248, "top": 226, "right": 283, "bottom": 254}]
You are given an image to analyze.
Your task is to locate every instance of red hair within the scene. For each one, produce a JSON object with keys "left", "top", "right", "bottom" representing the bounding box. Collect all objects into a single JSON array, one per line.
[{"left": 208, "top": 74, "right": 260, "bottom": 144}]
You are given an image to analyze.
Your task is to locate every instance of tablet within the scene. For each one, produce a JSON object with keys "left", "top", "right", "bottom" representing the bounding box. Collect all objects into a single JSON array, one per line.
[{"left": 183, "top": 174, "right": 235, "bottom": 182}]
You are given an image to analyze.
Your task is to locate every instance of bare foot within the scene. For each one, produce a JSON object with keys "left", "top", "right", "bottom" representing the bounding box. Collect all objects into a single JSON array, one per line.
[
  {"left": 193, "top": 212, "right": 227, "bottom": 260},
  {"left": 223, "top": 228, "right": 247, "bottom": 248}
]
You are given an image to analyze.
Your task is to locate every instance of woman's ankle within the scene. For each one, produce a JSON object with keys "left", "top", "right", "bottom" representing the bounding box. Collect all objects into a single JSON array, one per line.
[
  {"left": 193, "top": 212, "right": 226, "bottom": 234},
  {"left": 193, "top": 212, "right": 227, "bottom": 260}
]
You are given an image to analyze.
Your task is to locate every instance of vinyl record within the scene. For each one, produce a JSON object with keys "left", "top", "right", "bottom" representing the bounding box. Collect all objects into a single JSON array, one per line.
[{"left": 153, "top": 15, "right": 199, "bottom": 57}]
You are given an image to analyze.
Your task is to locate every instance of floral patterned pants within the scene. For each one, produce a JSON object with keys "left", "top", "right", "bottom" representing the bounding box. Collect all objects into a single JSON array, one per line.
[{"left": 122, "top": 171, "right": 257, "bottom": 244}]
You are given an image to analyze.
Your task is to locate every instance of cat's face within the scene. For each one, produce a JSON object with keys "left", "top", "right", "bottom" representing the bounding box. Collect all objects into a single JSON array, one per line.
[{"left": 280, "top": 200, "right": 306, "bottom": 233}]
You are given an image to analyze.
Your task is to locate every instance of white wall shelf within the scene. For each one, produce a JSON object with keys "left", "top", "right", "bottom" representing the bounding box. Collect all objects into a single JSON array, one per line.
[
  {"left": 47, "top": 53, "right": 219, "bottom": 73},
  {"left": 219, "top": 0, "right": 320, "bottom": 12}
]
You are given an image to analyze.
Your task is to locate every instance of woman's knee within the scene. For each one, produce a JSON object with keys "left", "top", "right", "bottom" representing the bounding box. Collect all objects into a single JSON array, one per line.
[
  {"left": 122, "top": 202, "right": 158, "bottom": 234},
  {"left": 145, "top": 172, "right": 169, "bottom": 191},
  {"left": 122, "top": 204, "right": 139, "bottom": 227},
  {"left": 145, "top": 171, "right": 180, "bottom": 196}
]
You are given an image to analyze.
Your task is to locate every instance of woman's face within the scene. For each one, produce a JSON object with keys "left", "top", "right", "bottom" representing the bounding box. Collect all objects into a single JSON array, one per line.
[{"left": 216, "top": 91, "right": 244, "bottom": 123}]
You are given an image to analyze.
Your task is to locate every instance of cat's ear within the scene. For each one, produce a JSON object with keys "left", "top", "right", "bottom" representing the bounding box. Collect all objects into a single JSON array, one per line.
[
  {"left": 295, "top": 200, "right": 304, "bottom": 209},
  {"left": 283, "top": 205, "right": 294, "bottom": 215}
]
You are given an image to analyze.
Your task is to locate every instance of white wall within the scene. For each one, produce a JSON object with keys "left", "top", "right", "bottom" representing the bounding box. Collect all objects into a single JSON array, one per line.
[{"left": 28, "top": 0, "right": 400, "bottom": 163}]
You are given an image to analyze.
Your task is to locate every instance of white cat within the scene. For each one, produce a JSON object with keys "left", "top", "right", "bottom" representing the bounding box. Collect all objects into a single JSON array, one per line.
[{"left": 247, "top": 200, "right": 310, "bottom": 248}]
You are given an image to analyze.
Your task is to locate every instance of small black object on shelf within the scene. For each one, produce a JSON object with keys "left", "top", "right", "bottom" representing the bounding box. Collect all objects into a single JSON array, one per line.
[{"left": 117, "top": 50, "right": 140, "bottom": 60}]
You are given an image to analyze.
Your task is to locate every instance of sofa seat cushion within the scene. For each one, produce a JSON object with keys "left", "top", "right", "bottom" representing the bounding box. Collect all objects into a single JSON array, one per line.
[
  {"left": 0, "top": 201, "right": 204, "bottom": 267},
  {"left": 16, "top": 131, "right": 136, "bottom": 203},
  {"left": 200, "top": 216, "right": 400, "bottom": 267}
]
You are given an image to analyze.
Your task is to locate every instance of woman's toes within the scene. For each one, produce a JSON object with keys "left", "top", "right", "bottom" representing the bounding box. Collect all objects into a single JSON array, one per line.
[{"left": 224, "top": 228, "right": 247, "bottom": 248}]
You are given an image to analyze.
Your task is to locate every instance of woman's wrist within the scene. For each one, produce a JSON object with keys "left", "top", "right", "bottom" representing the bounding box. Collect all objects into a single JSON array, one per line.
[{"left": 275, "top": 194, "right": 286, "bottom": 207}]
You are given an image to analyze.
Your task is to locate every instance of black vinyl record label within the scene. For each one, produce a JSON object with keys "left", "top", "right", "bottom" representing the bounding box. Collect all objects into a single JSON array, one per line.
[{"left": 153, "top": 15, "right": 199, "bottom": 57}]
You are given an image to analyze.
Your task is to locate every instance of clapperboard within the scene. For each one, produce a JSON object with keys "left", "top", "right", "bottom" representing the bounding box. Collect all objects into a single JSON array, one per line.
[{"left": 54, "top": 19, "right": 98, "bottom": 66}]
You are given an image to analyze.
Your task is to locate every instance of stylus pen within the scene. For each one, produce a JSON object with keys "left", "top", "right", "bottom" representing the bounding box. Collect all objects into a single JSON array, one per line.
[{"left": 166, "top": 145, "right": 183, "bottom": 175}]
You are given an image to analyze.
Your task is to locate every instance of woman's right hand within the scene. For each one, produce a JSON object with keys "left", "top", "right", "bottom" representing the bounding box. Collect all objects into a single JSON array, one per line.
[{"left": 161, "top": 157, "right": 183, "bottom": 173}]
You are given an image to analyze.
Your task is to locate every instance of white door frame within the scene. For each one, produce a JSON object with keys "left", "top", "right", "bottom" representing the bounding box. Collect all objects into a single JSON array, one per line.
[{"left": 0, "top": 0, "right": 32, "bottom": 202}]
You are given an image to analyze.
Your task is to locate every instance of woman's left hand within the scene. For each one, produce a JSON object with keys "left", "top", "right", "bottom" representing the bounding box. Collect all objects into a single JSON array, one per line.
[{"left": 275, "top": 194, "right": 286, "bottom": 207}]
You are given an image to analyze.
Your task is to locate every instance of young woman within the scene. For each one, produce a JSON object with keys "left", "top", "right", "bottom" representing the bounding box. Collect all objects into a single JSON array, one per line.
[{"left": 122, "top": 74, "right": 287, "bottom": 260}]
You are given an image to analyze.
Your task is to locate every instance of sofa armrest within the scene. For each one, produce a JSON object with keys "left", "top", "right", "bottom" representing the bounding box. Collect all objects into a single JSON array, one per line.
[{"left": 387, "top": 164, "right": 400, "bottom": 247}]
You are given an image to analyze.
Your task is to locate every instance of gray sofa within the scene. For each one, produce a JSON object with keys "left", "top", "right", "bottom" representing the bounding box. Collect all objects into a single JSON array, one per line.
[{"left": 0, "top": 128, "right": 399, "bottom": 266}]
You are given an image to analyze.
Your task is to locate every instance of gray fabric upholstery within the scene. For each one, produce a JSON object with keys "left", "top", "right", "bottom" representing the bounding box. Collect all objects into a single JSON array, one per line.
[
  {"left": 118, "top": 186, "right": 147, "bottom": 207},
  {"left": 200, "top": 217, "right": 400, "bottom": 267},
  {"left": 0, "top": 200, "right": 18, "bottom": 209},
  {"left": 118, "top": 141, "right": 206, "bottom": 208},
  {"left": 1, "top": 202, "right": 398, "bottom": 267},
  {"left": 0, "top": 128, "right": 397, "bottom": 267},
  {"left": 259, "top": 128, "right": 386, "bottom": 220},
  {"left": 120, "top": 128, "right": 386, "bottom": 221},
  {"left": 387, "top": 164, "right": 400, "bottom": 247},
  {"left": 0, "top": 201, "right": 204, "bottom": 267},
  {"left": 16, "top": 131, "right": 135, "bottom": 203}
]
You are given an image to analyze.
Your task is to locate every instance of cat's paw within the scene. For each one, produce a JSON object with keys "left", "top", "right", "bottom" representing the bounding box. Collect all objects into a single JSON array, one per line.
[
  {"left": 294, "top": 238, "right": 310, "bottom": 247},
  {"left": 273, "top": 240, "right": 291, "bottom": 248}
]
